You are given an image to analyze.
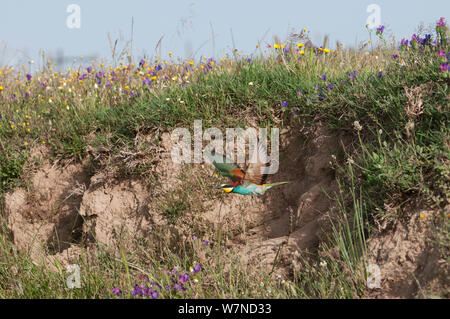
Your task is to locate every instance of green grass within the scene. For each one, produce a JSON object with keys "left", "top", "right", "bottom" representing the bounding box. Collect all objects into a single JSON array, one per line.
[{"left": 0, "top": 21, "right": 449, "bottom": 298}]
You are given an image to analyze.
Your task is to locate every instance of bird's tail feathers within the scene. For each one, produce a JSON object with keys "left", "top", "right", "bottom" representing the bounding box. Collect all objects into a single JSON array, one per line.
[{"left": 263, "top": 181, "right": 290, "bottom": 188}]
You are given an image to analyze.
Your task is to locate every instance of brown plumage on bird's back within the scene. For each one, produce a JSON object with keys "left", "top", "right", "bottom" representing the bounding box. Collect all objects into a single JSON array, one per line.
[{"left": 231, "top": 168, "right": 245, "bottom": 183}]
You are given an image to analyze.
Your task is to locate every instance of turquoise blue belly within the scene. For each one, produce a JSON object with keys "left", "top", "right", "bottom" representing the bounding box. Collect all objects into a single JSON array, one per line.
[{"left": 233, "top": 184, "right": 263, "bottom": 195}]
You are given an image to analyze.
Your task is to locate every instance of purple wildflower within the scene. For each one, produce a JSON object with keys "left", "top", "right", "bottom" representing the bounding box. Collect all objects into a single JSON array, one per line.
[
  {"left": 421, "top": 34, "right": 432, "bottom": 46},
  {"left": 297, "top": 90, "right": 303, "bottom": 95},
  {"left": 281, "top": 100, "right": 288, "bottom": 108},
  {"left": 131, "top": 284, "right": 143, "bottom": 297},
  {"left": 139, "top": 59, "right": 146, "bottom": 67},
  {"left": 155, "top": 65, "right": 163, "bottom": 72},
  {"left": 349, "top": 71, "right": 358, "bottom": 81},
  {"left": 440, "top": 62, "right": 449, "bottom": 72},
  {"left": 314, "top": 84, "right": 319, "bottom": 90},
  {"left": 321, "top": 74, "right": 327, "bottom": 81},
  {"left": 26, "top": 73, "right": 32, "bottom": 81},
  {"left": 318, "top": 94, "right": 325, "bottom": 101},
  {"left": 438, "top": 50, "right": 446, "bottom": 57},
  {"left": 391, "top": 54, "right": 399, "bottom": 59},
  {"left": 327, "top": 83, "right": 334, "bottom": 91},
  {"left": 247, "top": 58, "right": 252, "bottom": 64},
  {"left": 112, "top": 287, "right": 122, "bottom": 295},
  {"left": 203, "top": 240, "right": 209, "bottom": 246},
  {"left": 142, "top": 78, "right": 152, "bottom": 86},
  {"left": 151, "top": 290, "right": 159, "bottom": 299},
  {"left": 86, "top": 66, "right": 93, "bottom": 73},
  {"left": 437, "top": 17, "right": 446, "bottom": 27},
  {"left": 400, "top": 38, "right": 409, "bottom": 51},
  {"left": 376, "top": 25, "right": 385, "bottom": 35},
  {"left": 179, "top": 273, "right": 189, "bottom": 284},
  {"left": 193, "top": 263, "right": 201, "bottom": 274},
  {"left": 173, "top": 283, "right": 184, "bottom": 291},
  {"left": 378, "top": 71, "right": 383, "bottom": 78}
]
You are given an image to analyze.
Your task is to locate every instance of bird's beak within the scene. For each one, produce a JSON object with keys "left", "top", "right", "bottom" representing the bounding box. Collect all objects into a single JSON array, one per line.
[{"left": 215, "top": 185, "right": 223, "bottom": 189}]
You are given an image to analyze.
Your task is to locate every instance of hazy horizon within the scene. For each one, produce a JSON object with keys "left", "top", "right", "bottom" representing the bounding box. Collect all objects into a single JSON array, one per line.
[{"left": 1, "top": 0, "right": 448, "bottom": 69}]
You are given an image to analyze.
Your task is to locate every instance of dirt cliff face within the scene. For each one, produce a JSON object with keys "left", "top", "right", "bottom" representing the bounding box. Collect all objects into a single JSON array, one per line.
[
  {"left": 2, "top": 124, "right": 447, "bottom": 298},
  {"left": 366, "top": 207, "right": 449, "bottom": 298}
]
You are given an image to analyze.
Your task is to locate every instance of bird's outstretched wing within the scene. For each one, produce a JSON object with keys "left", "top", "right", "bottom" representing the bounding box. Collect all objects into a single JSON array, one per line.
[
  {"left": 205, "top": 151, "right": 245, "bottom": 183},
  {"left": 242, "top": 141, "right": 271, "bottom": 185}
]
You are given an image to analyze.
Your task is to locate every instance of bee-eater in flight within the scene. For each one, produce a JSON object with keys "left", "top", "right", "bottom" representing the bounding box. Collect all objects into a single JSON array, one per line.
[{"left": 205, "top": 141, "right": 288, "bottom": 196}]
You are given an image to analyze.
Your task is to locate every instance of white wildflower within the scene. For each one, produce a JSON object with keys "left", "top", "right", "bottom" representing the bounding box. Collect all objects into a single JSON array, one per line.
[{"left": 353, "top": 120, "right": 363, "bottom": 131}]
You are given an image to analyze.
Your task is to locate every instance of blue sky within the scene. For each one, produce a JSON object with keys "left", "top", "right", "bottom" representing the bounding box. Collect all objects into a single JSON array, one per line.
[{"left": 0, "top": 0, "right": 448, "bottom": 67}]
